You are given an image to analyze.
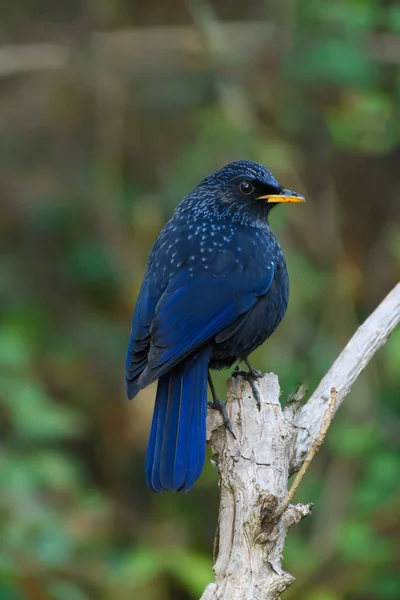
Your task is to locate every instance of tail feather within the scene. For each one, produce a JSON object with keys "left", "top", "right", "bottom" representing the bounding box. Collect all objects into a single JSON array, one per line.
[
  {"left": 184, "top": 366, "right": 207, "bottom": 490},
  {"left": 159, "top": 370, "right": 193, "bottom": 490},
  {"left": 145, "top": 350, "right": 210, "bottom": 492},
  {"left": 145, "top": 375, "right": 169, "bottom": 492}
]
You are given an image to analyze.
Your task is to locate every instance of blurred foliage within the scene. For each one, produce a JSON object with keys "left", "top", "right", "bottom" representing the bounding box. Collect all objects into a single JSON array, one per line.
[{"left": 0, "top": 0, "right": 399, "bottom": 599}]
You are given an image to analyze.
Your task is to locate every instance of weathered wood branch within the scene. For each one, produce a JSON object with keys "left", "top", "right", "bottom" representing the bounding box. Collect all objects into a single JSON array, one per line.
[
  {"left": 202, "top": 283, "right": 400, "bottom": 600},
  {"left": 291, "top": 282, "right": 400, "bottom": 472}
]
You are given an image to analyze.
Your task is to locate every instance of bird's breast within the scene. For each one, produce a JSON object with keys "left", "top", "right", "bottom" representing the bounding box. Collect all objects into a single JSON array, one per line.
[{"left": 210, "top": 249, "right": 289, "bottom": 369}]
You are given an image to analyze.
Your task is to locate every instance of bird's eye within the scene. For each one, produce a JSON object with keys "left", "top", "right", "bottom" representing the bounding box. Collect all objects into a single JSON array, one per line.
[{"left": 239, "top": 181, "right": 254, "bottom": 195}]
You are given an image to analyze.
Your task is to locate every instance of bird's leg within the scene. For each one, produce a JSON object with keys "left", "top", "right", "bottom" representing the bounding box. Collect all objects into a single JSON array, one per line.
[
  {"left": 244, "top": 358, "right": 263, "bottom": 379},
  {"left": 232, "top": 358, "right": 262, "bottom": 410},
  {"left": 207, "top": 373, "right": 235, "bottom": 437}
]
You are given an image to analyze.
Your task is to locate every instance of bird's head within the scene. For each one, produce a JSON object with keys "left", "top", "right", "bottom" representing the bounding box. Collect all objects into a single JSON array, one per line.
[{"left": 199, "top": 160, "right": 305, "bottom": 223}]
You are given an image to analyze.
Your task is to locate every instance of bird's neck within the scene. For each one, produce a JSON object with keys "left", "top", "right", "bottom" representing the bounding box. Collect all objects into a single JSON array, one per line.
[{"left": 176, "top": 196, "right": 272, "bottom": 232}]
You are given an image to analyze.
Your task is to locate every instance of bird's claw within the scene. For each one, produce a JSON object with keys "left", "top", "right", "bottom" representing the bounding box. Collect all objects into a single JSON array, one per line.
[
  {"left": 208, "top": 398, "right": 235, "bottom": 438},
  {"left": 243, "top": 375, "right": 262, "bottom": 411},
  {"left": 232, "top": 362, "right": 262, "bottom": 410},
  {"left": 250, "top": 367, "right": 263, "bottom": 379}
]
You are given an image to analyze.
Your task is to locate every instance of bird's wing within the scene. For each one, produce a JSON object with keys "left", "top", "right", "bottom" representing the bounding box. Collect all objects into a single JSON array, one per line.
[
  {"left": 139, "top": 245, "right": 275, "bottom": 387},
  {"left": 125, "top": 276, "right": 159, "bottom": 398}
]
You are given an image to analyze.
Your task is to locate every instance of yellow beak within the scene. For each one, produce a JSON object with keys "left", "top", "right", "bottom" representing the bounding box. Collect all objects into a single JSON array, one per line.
[{"left": 256, "top": 189, "right": 306, "bottom": 204}]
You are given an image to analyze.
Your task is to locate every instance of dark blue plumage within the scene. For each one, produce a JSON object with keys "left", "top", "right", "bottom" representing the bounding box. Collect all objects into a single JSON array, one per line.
[{"left": 126, "top": 160, "right": 305, "bottom": 492}]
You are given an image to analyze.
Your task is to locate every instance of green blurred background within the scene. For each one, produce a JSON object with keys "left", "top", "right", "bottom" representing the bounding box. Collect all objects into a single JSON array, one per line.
[{"left": 1, "top": 1, "right": 400, "bottom": 599}]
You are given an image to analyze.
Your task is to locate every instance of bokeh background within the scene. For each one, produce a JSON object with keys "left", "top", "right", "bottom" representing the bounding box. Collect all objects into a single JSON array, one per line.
[{"left": 1, "top": 1, "right": 400, "bottom": 599}]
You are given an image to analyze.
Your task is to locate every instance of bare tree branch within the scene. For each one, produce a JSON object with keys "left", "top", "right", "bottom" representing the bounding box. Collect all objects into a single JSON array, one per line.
[
  {"left": 202, "top": 283, "right": 400, "bottom": 600},
  {"left": 276, "top": 387, "right": 337, "bottom": 518},
  {"left": 203, "top": 375, "right": 313, "bottom": 600},
  {"left": 291, "top": 282, "right": 400, "bottom": 472}
]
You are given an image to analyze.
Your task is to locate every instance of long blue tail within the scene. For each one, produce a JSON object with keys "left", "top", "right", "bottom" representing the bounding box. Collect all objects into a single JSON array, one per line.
[{"left": 145, "top": 349, "right": 210, "bottom": 492}]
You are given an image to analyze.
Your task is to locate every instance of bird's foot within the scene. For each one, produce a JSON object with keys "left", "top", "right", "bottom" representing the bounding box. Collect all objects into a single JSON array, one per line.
[
  {"left": 208, "top": 397, "right": 235, "bottom": 438},
  {"left": 207, "top": 372, "right": 235, "bottom": 437},
  {"left": 232, "top": 359, "right": 263, "bottom": 410}
]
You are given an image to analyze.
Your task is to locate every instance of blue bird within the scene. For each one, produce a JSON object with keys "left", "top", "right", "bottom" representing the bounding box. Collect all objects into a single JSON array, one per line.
[{"left": 126, "top": 160, "right": 305, "bottom": 492}]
